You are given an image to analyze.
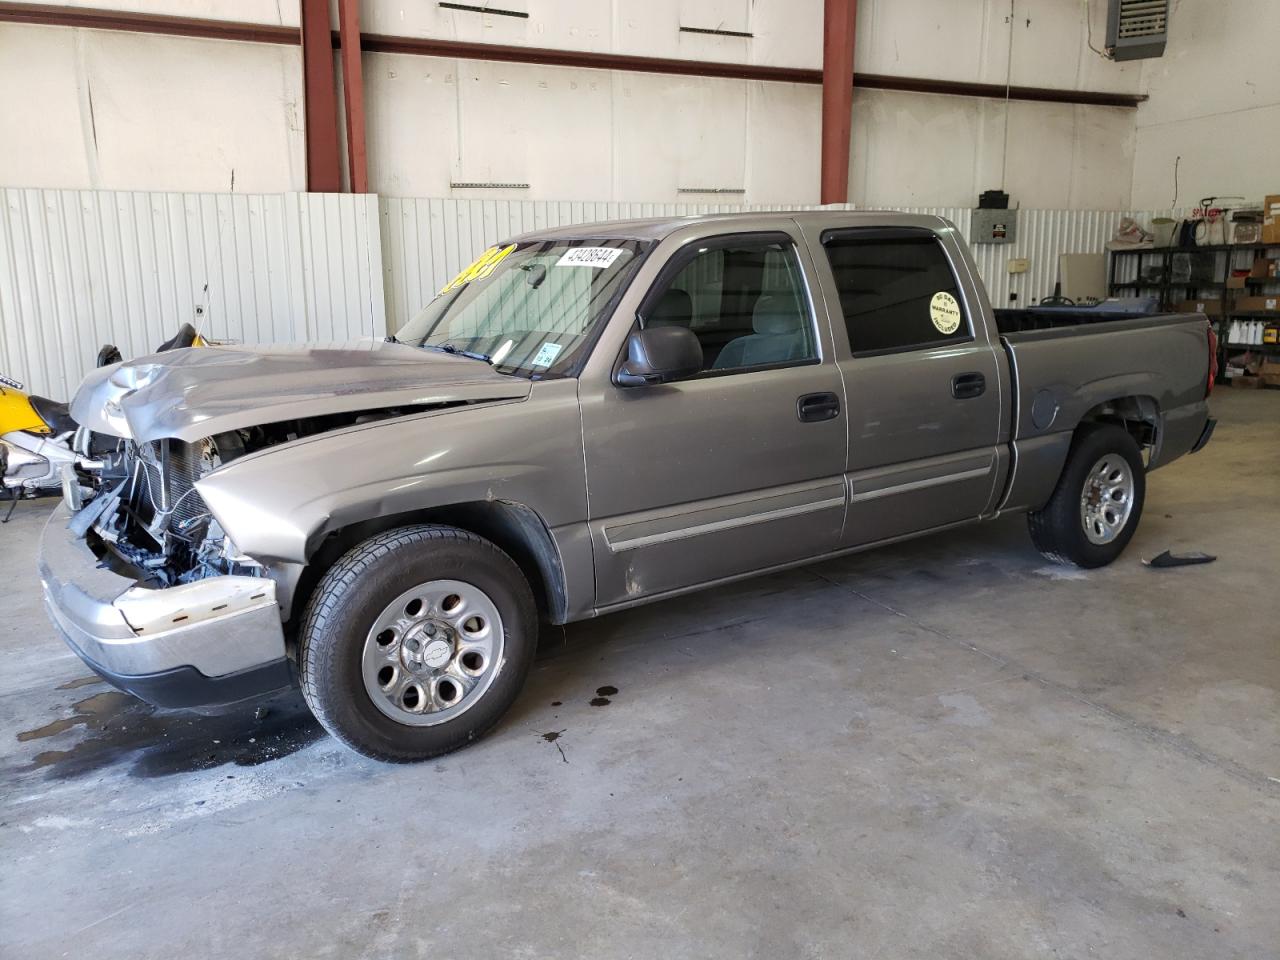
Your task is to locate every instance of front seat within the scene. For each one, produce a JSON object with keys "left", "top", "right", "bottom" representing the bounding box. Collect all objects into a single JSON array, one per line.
[
  {"left": 646, "top": 288, "right": 693, "bottom": 330},
  {"left": 712, "top": 296, "right": 809, "bottom": 370}
]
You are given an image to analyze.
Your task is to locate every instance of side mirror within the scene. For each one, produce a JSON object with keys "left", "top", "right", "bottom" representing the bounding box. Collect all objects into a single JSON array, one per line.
[{"left": 616, "top": 326, "right": 703, "bottom": 386}]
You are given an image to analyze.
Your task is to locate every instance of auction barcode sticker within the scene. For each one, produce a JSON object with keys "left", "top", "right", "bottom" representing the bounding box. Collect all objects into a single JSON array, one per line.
[{"left": 556, "top": 247, "right": 624, "bottom": 268}]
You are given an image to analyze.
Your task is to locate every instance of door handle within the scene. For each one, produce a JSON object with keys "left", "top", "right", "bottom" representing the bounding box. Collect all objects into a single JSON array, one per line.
[
  {"left": 797, "top": 392, "right": 840, "bottom": 422},
  {"left": 951, "top": 372, "right": 986, "bottom": 400}
]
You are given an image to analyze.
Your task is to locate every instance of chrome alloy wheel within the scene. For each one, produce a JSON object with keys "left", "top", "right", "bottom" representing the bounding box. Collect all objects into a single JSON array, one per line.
[
  {"left": 361, "top": 579, "right": 505, "bottom": 726},
  {"left": 1079, "top": 455, "right": 1135, "bottom": 545}
]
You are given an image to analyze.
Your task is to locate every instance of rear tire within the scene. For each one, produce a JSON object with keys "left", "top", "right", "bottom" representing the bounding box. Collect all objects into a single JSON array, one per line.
[
  {"left": 1027, "top": 423, "right": 1146, "bottom": 568},
  {"left": 298, "top": 524, "right": 537, "bottom": 762}
]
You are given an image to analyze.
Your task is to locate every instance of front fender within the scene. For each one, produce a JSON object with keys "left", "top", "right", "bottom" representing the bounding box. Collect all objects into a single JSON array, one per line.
[{"left": 196, "top": 380, "right": 587, "bottom": 565}]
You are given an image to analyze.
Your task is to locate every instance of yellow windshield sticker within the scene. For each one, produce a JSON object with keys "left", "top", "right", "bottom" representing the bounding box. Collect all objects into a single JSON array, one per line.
[{"left": 440, "top": 244, "right": 517, "bottom": 294}]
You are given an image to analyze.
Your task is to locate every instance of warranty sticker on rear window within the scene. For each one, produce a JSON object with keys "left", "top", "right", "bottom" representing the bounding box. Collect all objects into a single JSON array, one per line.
[
  {"left": 929, "top": 291, "right": 962, "bottom": 335},
  {"left": 556, "top": 247, "right": 624, "bottom": 269}
]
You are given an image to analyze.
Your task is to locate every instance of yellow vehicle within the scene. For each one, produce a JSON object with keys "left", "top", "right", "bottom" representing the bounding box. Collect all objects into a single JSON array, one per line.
[
  {"left": 1, "top": 374, "right": 92, "bottom": 511},
  {"left": 2, "top": 325, "right": 214, "bottom": 518}
]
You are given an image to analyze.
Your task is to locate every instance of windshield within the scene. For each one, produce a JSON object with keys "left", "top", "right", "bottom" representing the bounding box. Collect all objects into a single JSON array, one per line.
[{"left": 395, "top": 239, "right": 648, "bottom": 378}]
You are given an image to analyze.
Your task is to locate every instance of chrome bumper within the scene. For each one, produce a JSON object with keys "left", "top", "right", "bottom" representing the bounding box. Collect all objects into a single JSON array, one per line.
[{"left": 37, "top": 503, "right": 290, "bottom": 706}]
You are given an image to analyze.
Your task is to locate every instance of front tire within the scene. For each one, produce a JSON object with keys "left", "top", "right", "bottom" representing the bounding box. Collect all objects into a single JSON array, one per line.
[
  {"left": 298, "top": 524, "right": 537, "bottom": 762},
  {"left": 1027, "top": 423, "right": 1146, "bottom": 568}
]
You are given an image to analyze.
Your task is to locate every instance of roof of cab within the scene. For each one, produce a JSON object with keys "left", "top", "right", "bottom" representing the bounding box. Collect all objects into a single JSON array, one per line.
[{"left": 508, "top": 210, "right": 942, "bottom": 243}]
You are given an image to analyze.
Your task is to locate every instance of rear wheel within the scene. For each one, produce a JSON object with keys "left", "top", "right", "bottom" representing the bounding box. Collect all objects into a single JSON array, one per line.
[
  {"left": 298, "top": 524, "right": 537, "bottom": 761},
  {"left": 1027, "top": 424, "right": 1146, "bottom": 568}
]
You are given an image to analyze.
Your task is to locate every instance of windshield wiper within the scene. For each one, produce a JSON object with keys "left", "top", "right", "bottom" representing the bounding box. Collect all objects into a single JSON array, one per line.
[{"left": 424, "top": 342, "right": 494, "bottom": 364}]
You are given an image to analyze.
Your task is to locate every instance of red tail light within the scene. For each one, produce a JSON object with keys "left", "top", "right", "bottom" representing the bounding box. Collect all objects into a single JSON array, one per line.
[{"left": 1206, "top": 322, "right": 1218, "bottom": 397}]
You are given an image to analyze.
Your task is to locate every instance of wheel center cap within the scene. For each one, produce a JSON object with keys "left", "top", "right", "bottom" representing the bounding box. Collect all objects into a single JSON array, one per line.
[
  {"left": 422, "top": 639, "right": 452, "bottom": 669},
  {"left": 401, "top": 622, "right": 453, "bottom": 672}
]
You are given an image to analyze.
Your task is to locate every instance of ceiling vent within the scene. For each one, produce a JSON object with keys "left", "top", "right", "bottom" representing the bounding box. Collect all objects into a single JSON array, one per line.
[{"left": 1105, "top": 0, "right": 1170, "bottom": 61}]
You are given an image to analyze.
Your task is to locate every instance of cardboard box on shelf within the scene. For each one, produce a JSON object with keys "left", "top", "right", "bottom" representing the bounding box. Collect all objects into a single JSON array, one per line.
[
  {"left": 1173, "top": 299, "right": 1223, "bottom": 316},
  {"left": 1247, "top": 257, "right": 1276, "bottom": 279},
  {"left": 1263, "top": 195, "right": 1280, "bottom": 245},
  {"left": 1228, "top": 275, "right": 1248, "bottom": 289},
  {"left": 1233, "top": 295, "right": 1280, "bottom": 313},
  {"left": 1230, "top": 374, "right": 1263, "bottom": 389},
  {"left": 1259, "top": 358, "right": 1280, "bottom": 378}
]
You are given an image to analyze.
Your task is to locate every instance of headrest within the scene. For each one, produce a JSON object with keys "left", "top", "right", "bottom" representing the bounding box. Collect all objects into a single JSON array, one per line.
[
  {"left": 648, "top": 288, "right": 693, "bottom": 328},
  {"left": 753, "top": 296, "right": 802, "bottom": 336}
]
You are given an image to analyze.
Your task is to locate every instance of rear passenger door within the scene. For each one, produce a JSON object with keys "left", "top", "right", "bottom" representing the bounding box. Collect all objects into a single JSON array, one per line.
[
  {"left": 812, "top": 226, "right": 1005, "bottom": 546},
  {"left": 579, "top": 230, "right": 848, "bottom": 608}
]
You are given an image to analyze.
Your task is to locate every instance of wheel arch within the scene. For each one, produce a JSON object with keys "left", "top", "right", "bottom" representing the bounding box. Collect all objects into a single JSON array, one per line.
[
  {"left": 1076, "top": 394, "right": 1161, "bottom": 459},
  {"left": 289, "top": 499, "right": 570, "bottom": 628}
]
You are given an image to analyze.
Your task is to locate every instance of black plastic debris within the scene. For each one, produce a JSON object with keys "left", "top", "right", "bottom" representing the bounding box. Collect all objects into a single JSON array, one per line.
[{"left": 1143, "top": 550, "right": 1217, "bottom": 569}]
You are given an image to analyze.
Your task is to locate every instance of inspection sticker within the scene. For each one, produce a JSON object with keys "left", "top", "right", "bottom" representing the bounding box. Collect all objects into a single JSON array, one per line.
[
  {"left": 530, "top": 342, "right": 564, "bottom": 368},
  {"left": 556, "top": 247, "right": 624, "bottom": 268},
  {"left": 439, "top": 244, "right": 517, "bottom": 294},
  {"left": 929, "top": 291, "right": 962, "bottom": 335}
]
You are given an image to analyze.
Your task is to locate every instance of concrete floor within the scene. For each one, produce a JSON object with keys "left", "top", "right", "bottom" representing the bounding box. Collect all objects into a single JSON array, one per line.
[{"left": 1, "top": 390, "right": 1277, "bottom": 960}]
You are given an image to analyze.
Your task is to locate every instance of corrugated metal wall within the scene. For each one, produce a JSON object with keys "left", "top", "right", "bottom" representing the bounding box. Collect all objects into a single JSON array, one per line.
[
  {"left": 0, "top": 189, "right": 384, "bottom": 397},
  {"left": 3, "top": 188, "right": 1155, "bottom": 398},
  {"left": 379, "top": 198, "right": 1139, "bottom": 329}
]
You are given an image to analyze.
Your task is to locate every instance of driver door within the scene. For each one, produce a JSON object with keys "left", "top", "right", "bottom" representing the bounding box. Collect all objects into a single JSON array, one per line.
[{"left": 578, "top": 230, "right": 848, "bottom": 609}]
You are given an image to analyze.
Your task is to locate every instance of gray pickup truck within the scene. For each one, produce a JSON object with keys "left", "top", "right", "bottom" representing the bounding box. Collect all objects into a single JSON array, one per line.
[{"left": 41, "top": 212, "right": 1217, "bottom": 760}]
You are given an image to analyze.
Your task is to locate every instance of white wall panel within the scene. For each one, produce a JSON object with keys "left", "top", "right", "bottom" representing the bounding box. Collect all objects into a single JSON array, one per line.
[
  {"left": 0, "top": 190, "right": 384, "bottom": 398},
  {"left": 1131, "top": 0, "right": 1280, "bottom": 209},
  {"left": 0, "top": 23, "right": 306, "bottom": 194},
  {"left": 2, "top": 185, "right": 1151, "bottom": 400}
]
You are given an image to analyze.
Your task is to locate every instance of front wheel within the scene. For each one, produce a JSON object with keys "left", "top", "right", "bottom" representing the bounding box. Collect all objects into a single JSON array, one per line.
[
  {"left": 298, "top": 524, "right": 537, "bottom": 761},
  {"left": 1027, "top": 423, "right": 1146, "bottom": 568}
]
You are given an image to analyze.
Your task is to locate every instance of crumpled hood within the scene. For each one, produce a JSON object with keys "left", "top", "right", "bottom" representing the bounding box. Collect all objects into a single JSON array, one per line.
[{"left": 71, "top": 339, "right": 531, "bottom": 442}]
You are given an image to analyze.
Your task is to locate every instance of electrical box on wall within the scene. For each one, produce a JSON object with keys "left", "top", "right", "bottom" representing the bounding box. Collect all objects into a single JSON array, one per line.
[{"left": 972, "top": 209, "right": 1017, "bottom": 245}]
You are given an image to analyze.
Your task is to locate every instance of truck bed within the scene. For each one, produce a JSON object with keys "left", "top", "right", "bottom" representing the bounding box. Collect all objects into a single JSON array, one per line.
[
  {"left": 994, "top": 308, "right": 1212, "bottom": 516},
  {"left": 994, "top": 307, "right": 1159, "bottom": 335}
]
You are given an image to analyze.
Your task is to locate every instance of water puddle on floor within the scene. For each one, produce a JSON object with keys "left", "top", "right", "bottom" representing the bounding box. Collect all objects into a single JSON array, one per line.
[
  {"left": 17, "top": 687, "right": 325, "bottom": 780},
  {"left": 55, "top": 675, "right": 106, "bottom": 691}
]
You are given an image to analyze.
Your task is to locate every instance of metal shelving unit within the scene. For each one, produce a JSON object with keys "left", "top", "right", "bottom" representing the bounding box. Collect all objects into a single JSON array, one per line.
[{"left": 1107, "top": 242, "right": 1280, "bottom": 372}]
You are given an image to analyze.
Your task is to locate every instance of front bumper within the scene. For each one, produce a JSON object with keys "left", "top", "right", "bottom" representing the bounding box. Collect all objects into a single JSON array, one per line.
[{"left": 37, "top": 503, "right": 292, "bottom": 708}]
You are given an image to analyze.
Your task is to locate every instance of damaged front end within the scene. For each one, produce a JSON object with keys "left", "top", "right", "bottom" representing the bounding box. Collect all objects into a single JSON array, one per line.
[
  {"left": 86, "top": 432, "right": 262, "bottom": 587},
  {"left": 85, "top": 409, "right": 433, "bottom": 587}
]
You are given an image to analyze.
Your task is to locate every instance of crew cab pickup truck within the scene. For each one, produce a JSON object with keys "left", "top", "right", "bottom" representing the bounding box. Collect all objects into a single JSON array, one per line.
[{"left": 41, "top": 212, "right": 1217, "bottom": 761}]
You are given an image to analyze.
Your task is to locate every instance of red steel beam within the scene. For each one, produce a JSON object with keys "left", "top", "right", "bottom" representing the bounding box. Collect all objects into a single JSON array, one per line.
[
  {"left": 337, "top": 0, "right": 368, "bottom": 193},
  {"left": 820, "top": 0, "right": 857, "bottom": 204},
  {"left": 0, "top": 3, "right": 1147, "bottom": 109},
  {"left": 299, "top": 0, "right": 341, "bottom": 193}
]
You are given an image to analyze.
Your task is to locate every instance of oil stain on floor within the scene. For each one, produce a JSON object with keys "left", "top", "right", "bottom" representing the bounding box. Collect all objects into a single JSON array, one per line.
[
  {"left": 589, "top": 684, "right": 619, "bottom": 706},
  {"left": 16, "top": 687, "right": 325, "bottom": 780}
]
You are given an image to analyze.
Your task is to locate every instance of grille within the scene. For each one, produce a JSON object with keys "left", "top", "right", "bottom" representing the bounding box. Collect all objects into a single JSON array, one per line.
[
  {"left": 1106, "top": 0, "right": 1169, "bottom": 60},
  {"left": 1116, "top": 0, "right": 1167, "bottom": 37}
]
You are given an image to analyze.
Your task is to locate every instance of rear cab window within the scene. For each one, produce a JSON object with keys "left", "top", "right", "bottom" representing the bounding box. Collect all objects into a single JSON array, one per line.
[{"left": 821, "top": 230, "right": 971, "bottom": 356}]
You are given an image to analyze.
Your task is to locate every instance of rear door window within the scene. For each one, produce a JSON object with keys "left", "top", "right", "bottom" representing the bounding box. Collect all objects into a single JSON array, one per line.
[{"left": 821, "top": 232, "right": 971, "bottom": 355}]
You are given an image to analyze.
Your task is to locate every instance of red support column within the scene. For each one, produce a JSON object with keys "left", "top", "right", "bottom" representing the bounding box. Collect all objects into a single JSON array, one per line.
[
  {"left": 337, "top": 0, "right": 368, "bottom": 193},
  {"left": 820, "top": 0, "right": 857, "bottom": 204},
  {"left": 300, "top": 0, "right": 341, "bottom": 192}
]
